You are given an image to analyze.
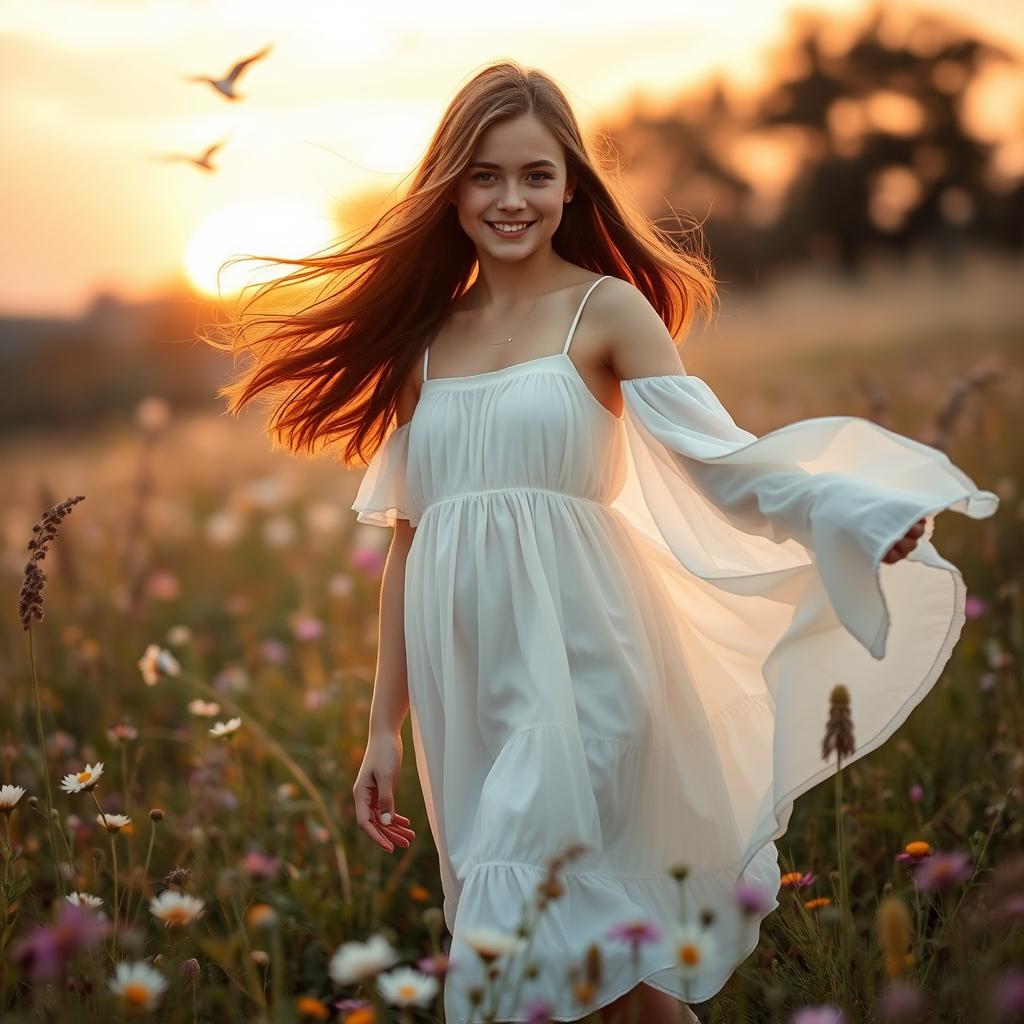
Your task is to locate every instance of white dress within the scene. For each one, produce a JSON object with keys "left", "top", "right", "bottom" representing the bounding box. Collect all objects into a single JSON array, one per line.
[{"left": 351, "top": 275, "right": 999, "bottom": 1023}]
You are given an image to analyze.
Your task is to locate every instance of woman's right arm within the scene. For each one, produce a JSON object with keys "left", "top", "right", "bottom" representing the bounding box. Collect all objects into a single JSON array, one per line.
[{"left": 352, "top": 371, "right": 421, "bottom": 854}]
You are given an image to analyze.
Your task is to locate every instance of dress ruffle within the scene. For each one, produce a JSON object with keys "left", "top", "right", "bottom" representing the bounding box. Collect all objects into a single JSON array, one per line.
[{"left": 350, "top": 420, "right": 421, "bottom": 528}]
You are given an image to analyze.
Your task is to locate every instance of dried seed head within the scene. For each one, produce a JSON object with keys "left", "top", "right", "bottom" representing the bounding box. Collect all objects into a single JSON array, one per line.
[
  {"left": 18, "top": 496, "right": 86, "bottom": 630},
  {"left": 823, "top": 683, "right": 855, "bottom": 762}
]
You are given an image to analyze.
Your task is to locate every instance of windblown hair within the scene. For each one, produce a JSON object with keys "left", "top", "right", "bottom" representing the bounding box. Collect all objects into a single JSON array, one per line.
[{"left": 200, "top": 60, "right": 718, "bottom": 467}]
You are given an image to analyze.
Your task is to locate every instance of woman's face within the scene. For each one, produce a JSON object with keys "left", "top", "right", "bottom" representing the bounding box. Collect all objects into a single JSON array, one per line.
[{"left": 451, "top": 112, "right": 575, "bottom": 262}]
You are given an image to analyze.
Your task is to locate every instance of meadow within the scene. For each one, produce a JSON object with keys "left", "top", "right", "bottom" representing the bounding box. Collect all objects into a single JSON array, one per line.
[{"left": 1, "top": 272, "right": 1021, "bottom": 1023}]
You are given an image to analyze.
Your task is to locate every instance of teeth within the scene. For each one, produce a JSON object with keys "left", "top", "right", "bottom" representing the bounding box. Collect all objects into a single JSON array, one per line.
[{"left": 491, "top": 222, "right": 532, "bottom": 232}]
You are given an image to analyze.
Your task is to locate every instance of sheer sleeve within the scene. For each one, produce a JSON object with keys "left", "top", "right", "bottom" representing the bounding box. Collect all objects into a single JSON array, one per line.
[
  {"left": 614, "top": 373, "right": 999, "bottom": 660},
  {"left": 350, "top": 421, "right": 420, "bottom": 528}
]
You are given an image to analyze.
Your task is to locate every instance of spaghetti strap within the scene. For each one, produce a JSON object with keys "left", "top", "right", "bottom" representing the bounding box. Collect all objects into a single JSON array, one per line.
[
  {"left": 423, "top": 345, "right": 430, "bottom": 383},
  {"left": 561, "top": 276, "right": 610, "bottom": 356}
]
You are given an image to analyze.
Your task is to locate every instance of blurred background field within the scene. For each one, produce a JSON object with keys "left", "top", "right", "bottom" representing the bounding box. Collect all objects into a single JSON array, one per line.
[{"left": 2, "top": 1, "right": 1024, "bottom": 1021}]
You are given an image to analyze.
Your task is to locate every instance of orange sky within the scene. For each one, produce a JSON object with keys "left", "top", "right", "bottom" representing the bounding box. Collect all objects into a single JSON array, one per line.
[{"left": 2, "top": 0, "right": 1021, "bottom": 318}]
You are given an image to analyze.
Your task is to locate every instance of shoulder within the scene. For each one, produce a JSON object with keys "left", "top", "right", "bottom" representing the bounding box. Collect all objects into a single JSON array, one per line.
[{"left": 589, "top": 277, "right": 686, "bottom": 381}]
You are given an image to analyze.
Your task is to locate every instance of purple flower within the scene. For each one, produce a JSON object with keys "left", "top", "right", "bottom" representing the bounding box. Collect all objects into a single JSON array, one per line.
[
  {"left": 259, "top": 638, "right": 289, "bottom": 664},
  {"left": 979, "top": 672, "right": 997, "bottom": 692},
  {"left": 351, "top": 544, "right": 385, "bottom": 576},
  {"left": 964, "top": 594, "right": 987, "bottom": 619},
  {"left": 523, "top": 996, "right": 555, "bottom": 1023},
  {"left": 908, "top": 784, "right": 924, "bottom": 804},
  {"left": 10, "top": 901, "right": 111, "bottom": 981},
  {"left": 878, "top": 980, "right": 926, "bottom": 1021},
  {"left": 912, "top": 850, "right": 973, "bottom": 892},
  {"left": 606, "top": 919, "right": 662, "bottom": 950},
  {"left": 734, "top": 879, "right": 773, "bottom": 917},
  {"left": 989, "top": 968, "right": 1024, "bottom": 1018},
  {"left": 791, "top": 1007, "right": 845, "bottom": 1024}
]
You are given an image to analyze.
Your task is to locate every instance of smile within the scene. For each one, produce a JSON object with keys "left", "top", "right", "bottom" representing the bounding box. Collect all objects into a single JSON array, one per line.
[{"left": 486, "top": 221, "right": 536, "bottom": 238}]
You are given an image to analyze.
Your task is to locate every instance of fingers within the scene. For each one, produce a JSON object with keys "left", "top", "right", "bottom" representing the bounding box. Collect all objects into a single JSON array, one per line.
[{"left": 353, "top": 786, "right": 416, "bottom": 853}]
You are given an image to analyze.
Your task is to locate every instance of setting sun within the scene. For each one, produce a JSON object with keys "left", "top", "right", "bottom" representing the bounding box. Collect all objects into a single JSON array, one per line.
[{"left": 184, "top": 200, "right": 338, "bottom": 298}]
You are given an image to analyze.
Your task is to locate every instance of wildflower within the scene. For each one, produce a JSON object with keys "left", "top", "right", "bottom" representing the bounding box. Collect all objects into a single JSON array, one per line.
[
  {"left": 607, "top": 919, "right": 662, "bottom": 952},
  {"left": 96, "top": 813, "right": 131, "bottom": 834},
  {"left": 416, "top": 951, "right": 452, "bottom": 976},
  {"left": 334, "top": 1003, "right": 374, "bottom": 1024},
  {"left": 251, "top": 950, "right": 270, "bottom": 967},
  {"left": 376, "top": 965, "right": 439, "bottom": 1007},
  {"left": 328, "top": 934, "right": 400, "bottom": 984},
  {"left": 59, "top": 762, "right": 104, "bottom": 794},
  {"left": 896, "top": 840, "right": 932, "bottom": 863},
  {"left": 18, "top": 496, "right": 86, "bottom": 630},
  {"left": 106, "top": 724, "right": 138, "bottom": 744},
  {"left": 804, "top": 896, "right": 832, "bottom": 910},
  {"left": 65, "top": 892, "right": 104, "bottom": 909},
  {"left": 187, "top": 699, "right": 221, "bottom": 717},
  {"left": 734, "top": 879, "right": 774, "bottom": 917},
  {"left": 822, "top": 684, "right": 855, "bottom": 762},
  {"left": 149, "top": 891, "right": 205, "bottom": 928},
  {"left": 166, "top": 624, "right": 192, "bottom": 646},
  {"left": 108, "top": 960, "right": 168, "bottom": 1012},
  {"left": 209, "top": 717, "right": 242, "bottom": 738},
  {"left": 791, "top": 1007, "right": 845, "bottom": 1024},
  {"left": 913, "top": 850, "right": 972, "bottom": 891},
  {"left": 11, "top": 900, "right": 111, "bottom": 980},
  {"left": 666, "top": 922, "right": 717, "bottom": 979},
  {"left": 0, "top": 784, "right": 26, "bottom": 813},
  {"left": 242, "top": 850, "right": 280, "bottom": 880},
  {"left": 462, "top": 925, "right": 528, "bottom": 964},
  {"left": 523, "top": 997, "right": 556, "bottom": 1024},
  {"left": 780, "top": 870, "right": 816, "bottom": 889},
  {"left": 180, "top": 958, "right": 201, "bottom": 982},
  {"left": 296, "top": 995, "right": 331, "bottom": 1019},
  {"left": 245, "top": 903, "right": 279, "bottom": 930},
  {"left": 407, "top": 883, "right": 430, "bottom": 902},
  {"left": 964, "top": 593, "right": 987, "bottom": 619},
  {"left": 137, "top": 644, "right": 181, "bottom": 686},
  {"left": 907, "top": 784, "right": 924, "bottom": 804},
  {"left": 876, "top": 895, "right": 914, "bottom": 977}
]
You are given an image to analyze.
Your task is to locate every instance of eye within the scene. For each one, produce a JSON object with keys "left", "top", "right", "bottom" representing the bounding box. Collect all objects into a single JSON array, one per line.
[{"left": 471, "top": 171, "right": 554, "bottom": 183}]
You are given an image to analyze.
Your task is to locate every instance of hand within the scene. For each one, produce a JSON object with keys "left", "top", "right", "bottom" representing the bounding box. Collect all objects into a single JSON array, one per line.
[
  {"left": 882, "top": 517, "right": 926, "bottom": 564},
  {"left": 352, "top": 733, "right": 417, "bottom": 854}
]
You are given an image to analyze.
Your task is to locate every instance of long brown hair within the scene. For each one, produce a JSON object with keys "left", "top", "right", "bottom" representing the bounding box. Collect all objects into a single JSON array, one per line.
[{"left": 200, "top": 60, "right": 718, "bottom": 467}]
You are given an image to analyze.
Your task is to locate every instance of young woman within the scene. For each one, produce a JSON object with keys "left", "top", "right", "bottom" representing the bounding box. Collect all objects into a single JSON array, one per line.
[{"left": 211, "top": 61, "right": 999, "bottom": 1024}]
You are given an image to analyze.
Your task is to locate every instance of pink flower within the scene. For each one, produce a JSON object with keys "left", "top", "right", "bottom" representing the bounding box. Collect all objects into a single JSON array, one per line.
[
  {"left": 964, "top": 593, "right": 987, "bottom": 619},
  {"left": 10, "top": 901, "right": 111, "bottom": 981},
  {"left": 734, "top": 879, "right": 773, "bottom": 917},
  {"left": 241, "top": 850, "right": 280, "bottom": 880},
  {"left": 523, "top": 996, "right": 555, "bottom": 1023},
  {"left": 291, "top": 615, "right": 324, "bottom": 642},
  {"left": 416, "top": 952, "right": 454, "bottom": 977},
  {"left": 908, "top": 784, "right": 924, "bottom": 803},
  {"left": 351, "top": 544, "right": 385, "bottom": 575},
  {"left": 912, "top": 850, "right": 972, "bottom": 891},
  {"left": 606, "top": 918, "right": 662, "bottom": 950},
  {"left": 790, "top": 1007, "right": 845, "bottom": 1024}
]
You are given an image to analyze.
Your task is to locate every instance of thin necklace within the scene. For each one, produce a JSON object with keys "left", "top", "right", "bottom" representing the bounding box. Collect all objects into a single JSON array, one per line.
[{"left": 479, "top": 296, "right": 539, "bottom": 347}]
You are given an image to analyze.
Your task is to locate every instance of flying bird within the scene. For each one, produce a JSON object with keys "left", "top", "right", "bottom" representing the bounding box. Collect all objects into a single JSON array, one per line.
[
  {"left": 184, "top": 45, "right": 273, "bottom": 100},
  {"left": 153, "top": 138, "right": 230, "bottom": 173}
]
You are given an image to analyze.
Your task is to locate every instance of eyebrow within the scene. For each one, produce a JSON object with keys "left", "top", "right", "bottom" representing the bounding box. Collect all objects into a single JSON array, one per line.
[{"left": 467, "top": 159, "right": 558, "bottom": 170}]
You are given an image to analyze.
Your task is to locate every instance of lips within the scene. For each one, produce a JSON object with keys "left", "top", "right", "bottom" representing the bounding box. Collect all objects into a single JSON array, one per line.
[{"left": 485, "top": 220, "right": 537, "bottom": 237}]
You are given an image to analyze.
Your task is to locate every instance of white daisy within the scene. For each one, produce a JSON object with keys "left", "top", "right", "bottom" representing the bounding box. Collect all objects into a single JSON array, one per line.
[
  {"left": 377, "top": 965, "right": 440, "bottom": 1007},
  {"left": 328, "top": 934, "right": 400, "bottom": 985},
  {"left": 66, "top": 891, "right": 104, "bottom": 909},
  {"left": 149, "top": 890, "right": 206, "bottom": 928},
  {"left": 96, "top": 812, "right": 132, "bottom": 833},
  {"left": 60, "top": 762, "right": 104, "bottom": 794},
  {"left": 462, "top": 925, "right": 528, "bottom": 963},
  {"left": 0, "top": 784, "right": 26, "bottom": 812},
  {"left": 137, "top": 644, "right": 181, "bottom": 686},
  {"left": 665, "top": 921, "right": 718, "bottom": 979},
  {"left": 108, "top": 960, "right": 168, "bottom": 1011},
  {"left": 187, "top": 699, "right": 221, "bottom": 717},
  {"left": 208, "top": 717, "right": 241, "bottom": 738}
]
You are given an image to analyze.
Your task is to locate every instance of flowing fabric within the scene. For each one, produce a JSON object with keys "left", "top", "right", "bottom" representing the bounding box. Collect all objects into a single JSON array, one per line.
[{"left": 350, "top": 279, "right": 998, "bottom": 1023}]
